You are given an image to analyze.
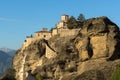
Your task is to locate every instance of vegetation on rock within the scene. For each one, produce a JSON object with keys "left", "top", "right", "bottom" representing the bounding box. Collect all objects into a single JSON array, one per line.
[
  {"left": 67, "top": 13, "right": 85, "bottom": 29},
  {"left": 36, "top": 73, "right": 44, "bottom": 80},
  {"left": 112, "top": 64, "right": 120, "bottom": 80},
  {"left": 67, "top": 16, "right": 78, "bottom": 29}
]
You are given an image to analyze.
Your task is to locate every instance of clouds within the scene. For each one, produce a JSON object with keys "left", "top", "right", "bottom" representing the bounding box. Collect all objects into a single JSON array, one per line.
[{"left": 0, "top": 17, "right": 16, "bottom": 22}]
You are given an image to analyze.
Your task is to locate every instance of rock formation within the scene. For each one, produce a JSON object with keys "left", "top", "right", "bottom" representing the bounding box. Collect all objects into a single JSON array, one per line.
[
  {"left": 13, "top": 16, "right": 120, "bottom": 80},
  {"left": 75, "top": 16, "right": 120, "bottom": 61}
]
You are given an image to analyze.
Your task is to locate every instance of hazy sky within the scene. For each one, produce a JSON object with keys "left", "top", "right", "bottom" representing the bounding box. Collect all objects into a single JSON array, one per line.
[{"left": 0, "top": 0, "right": 120, "bottom": 49}]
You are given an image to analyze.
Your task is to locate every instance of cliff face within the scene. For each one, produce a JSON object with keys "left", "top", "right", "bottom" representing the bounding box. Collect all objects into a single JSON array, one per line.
[
  {"left": 13, "top": 16, "right": 120, "bottom": 80},
  {"left": 75, "top": 16, "right": 120, "bottom": 61}
]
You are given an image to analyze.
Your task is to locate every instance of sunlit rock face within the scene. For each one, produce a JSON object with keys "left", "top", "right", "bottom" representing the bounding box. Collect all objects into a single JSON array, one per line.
[
  {"left": 75, "top": 16, "right": 120, "bottom": 61},
  {"left": 13, "top": 16, "right": 120, "bottom": 80}
]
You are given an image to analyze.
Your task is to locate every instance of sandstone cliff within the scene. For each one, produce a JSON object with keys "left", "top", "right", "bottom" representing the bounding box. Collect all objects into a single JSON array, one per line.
[{"left": 13, "top": 16, "right": 120, "bottom": 80}]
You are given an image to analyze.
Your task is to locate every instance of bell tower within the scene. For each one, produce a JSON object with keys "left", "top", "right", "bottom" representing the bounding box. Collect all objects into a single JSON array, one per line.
[{"left": 61, "top": 14, "right": 69, "bottom": 22}]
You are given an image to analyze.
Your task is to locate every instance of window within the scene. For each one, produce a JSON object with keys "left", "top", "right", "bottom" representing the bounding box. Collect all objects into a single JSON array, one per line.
[
  {"left": 38, "top": 34, "right": 39, "bottom": 36},
  {"left": 44, "top": 35, "right": 46, "bottom": 38}
]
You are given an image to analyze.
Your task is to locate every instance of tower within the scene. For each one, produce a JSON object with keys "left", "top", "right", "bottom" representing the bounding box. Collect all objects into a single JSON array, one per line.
[
  {"left": 61, "top": 14, "right": 69, "bottom": 22},
  {"left": 56, "top": 14, "right": 69, "bottom": 29}
]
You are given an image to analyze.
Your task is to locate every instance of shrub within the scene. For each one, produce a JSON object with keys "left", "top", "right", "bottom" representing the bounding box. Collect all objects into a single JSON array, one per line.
[
  {"left": 112, "top": 64, "right": 120, "bottom": 80},
  {"left": 36, "top": 73, "right": 44, "bottom": 80}
]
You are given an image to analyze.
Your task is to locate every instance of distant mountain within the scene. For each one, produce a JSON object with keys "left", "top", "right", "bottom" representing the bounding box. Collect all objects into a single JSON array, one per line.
[
  {"left": 0, "top": 51, "right": 12, "bottom": 76},
  {"left": 0, "top": 48, "right": 16, "bottom": 57}
]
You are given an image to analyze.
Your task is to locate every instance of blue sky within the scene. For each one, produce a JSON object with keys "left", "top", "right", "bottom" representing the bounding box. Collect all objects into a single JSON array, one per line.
[{"left": 0, "top": 0, "right": 120, "bottom": 49}]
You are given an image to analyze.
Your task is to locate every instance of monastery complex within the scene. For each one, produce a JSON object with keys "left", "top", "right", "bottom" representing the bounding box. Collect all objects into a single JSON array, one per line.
[{"left": 22, "top": 14, "right": 80, "bottom": 48}]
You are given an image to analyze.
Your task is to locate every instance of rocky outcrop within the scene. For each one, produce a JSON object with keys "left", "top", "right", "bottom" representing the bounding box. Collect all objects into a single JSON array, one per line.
[
  {"left": 61, "top": 59, "right": 120, "bottom": 80},
  {"left": 75, "top": 16, "right": 120, "bottom": 61},
  {"left": 13, "top": 16, "right": 120, "bottom": 80},
  {"left": 13, "top": 39, "right": 57, "bottom": 80}
]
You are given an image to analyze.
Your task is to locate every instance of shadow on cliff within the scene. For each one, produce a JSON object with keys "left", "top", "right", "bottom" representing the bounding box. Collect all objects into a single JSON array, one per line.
[
  {"left": 108, "top": 40, "right": 120, "bottom": 60},
  {"left": 43, "top": 39, "right": 56, "bottom": 52}
]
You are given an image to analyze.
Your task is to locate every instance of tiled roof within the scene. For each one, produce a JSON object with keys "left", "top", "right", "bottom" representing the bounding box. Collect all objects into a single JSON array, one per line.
[{"left": 35, "top": 31, "right": 51, "bottom": 33}]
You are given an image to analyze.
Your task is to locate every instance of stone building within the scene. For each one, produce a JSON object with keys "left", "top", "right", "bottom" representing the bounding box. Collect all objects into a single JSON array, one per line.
[
  {"left": 34, "top": 28, "right": 52, "bottom": 40},
  {"left": 22, "top": 14, "right": 80, "bottom": 48},
  {"left": 22, "top": 36, "right": 33, "bottom": 49},
  {"left": 52, "top": 14, "right": 69, "bottom": 36},
  {"left": 56, "top": 14, "right": 69, "bottom": 29},
  {"left": 22, "top": 28, "right": 51, "bottom": 48}
]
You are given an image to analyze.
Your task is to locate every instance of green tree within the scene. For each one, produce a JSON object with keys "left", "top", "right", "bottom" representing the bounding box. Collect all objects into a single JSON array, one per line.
[
  {"left": 112, "top": 64, "right": 120, "bottom": 80},
  {"left": 77, "top": 13, "right": 85, "bottom": 28},
  {"left": 36, "top": 73, "right": 44, "bottom": 80},
  {"left": 77, "top": 13, "right": 85, "bottom": 22},
  {"left": 67, "top": 16, "right": 78, "bottom": 29}
]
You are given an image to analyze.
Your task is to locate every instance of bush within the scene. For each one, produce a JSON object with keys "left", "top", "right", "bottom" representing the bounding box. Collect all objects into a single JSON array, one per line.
[
  {"left": 112, "top": 64, "right": 120, "bottom": 80},
  {"left": 36, "top": 73, "right": 44, "bottom": 80},
  {"left": 67, "top": 16, "right": 78, "bottom": 29}
]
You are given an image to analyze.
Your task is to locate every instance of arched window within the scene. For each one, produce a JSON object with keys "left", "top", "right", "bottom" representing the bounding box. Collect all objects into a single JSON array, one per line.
[{"left": 44, "top": 35, "right": 46, "bottom": 38}]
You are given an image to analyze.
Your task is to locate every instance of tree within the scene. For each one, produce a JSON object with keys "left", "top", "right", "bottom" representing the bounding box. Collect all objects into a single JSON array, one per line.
[
  {"left": 77, "top": 13, "right": 85, "bottom": 28},
  {"left": 67, "top": 16, "right": 78, "bottom": 29},
  {"left": 77, "top": 13, "right": 85, "bottom": 22}
]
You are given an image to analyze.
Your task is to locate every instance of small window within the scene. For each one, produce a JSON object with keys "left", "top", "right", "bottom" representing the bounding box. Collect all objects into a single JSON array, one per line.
[
  {"left": 38, "top": 34, "right": 39, "bottom": 36},
  {"left": 44, "top": 35, "right": 46, "bottom": 38}
]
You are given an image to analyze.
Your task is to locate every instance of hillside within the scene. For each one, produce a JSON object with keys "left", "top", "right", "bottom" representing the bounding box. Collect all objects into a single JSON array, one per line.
[
  {"left": 0, "top": 48, "right": 16, "bottom": 57},
  {"left": 13, "top": 16, "right": 120, "bottom": 80},
  {"left": 0, "top": 51, "right": 12, "bottom": 76}
]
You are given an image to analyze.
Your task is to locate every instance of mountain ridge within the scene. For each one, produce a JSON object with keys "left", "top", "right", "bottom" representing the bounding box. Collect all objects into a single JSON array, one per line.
[
  {"left": 0, "top": 51, "right": 12, "bottom": 76},
  {"left": 0, "top": 48, "right": 16, "bottom": 57}
]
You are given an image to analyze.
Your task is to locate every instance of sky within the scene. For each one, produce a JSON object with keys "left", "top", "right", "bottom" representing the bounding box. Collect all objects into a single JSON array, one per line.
[{"left": 0, "top": 0, "right": 120, "bottom": 49}]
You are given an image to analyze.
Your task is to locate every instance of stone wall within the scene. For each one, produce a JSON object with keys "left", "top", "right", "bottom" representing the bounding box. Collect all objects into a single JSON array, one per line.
[
  {"left": 22, "top": 37, "right": 33, "bottom": 49},
  {"left": 58, "top": 29, "right": 80, "bottom": 37},
  {"left": 22, "top": 28, "right": 80, "bottom": 50},
  {"left": 45, "top": 44, "right": 57, "bottom": 59},
  {"left": 34, "top": 32, "right": 52, "bottom": 40},
  {"left": 57, "top": 21, "right": 67, "bottom": 29},
  {"left": 61, "top": 14, "right": 69, "bottom": 22},
  {"left": 52, "top": 29, "right": 58, "bottom": 36}
]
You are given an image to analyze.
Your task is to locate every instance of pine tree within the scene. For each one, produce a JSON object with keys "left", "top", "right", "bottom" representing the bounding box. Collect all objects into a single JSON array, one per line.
[
  {"left": 77, "top": 13, "right": 85, "bottom": 28},
  {"left": 67, "top": 16, "right": 77, "bottom": 29},
  {"left": 77, "top": 13, "right": 85, "bottom": 22}
]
